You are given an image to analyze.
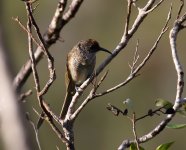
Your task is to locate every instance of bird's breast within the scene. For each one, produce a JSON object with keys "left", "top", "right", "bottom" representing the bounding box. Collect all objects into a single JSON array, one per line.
[{"left": 68, "top": 52, "right": 96, "bottom": 86}]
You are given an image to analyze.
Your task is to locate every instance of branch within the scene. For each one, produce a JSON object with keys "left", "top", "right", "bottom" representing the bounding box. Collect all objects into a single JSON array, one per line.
[
  {"left": 124, "top": 0, "right": 133, "bottom": 36},
  {"left": 25, "top": 1, "right": 56, "bottom": 96},
  {"left": 19, "top": 89, "right": 32, "bottom": 102},
  {"left": 129, "top": 40, "right": 140, "bottom": 73},
  {"left": 24, "top": 1, "right": 66, "bottom": 143},
  {"left": 12, "top": 17, "right": 44, "bottom": 50},
  {"left": 132, "top": 113, "right": 140, "bottom": 150},
  {"left": 95, "top": 8, "right": 170, "bottom": 97},
  {"left": 64, "top": 0, "right": 165, "bottom": 121},
  {"left": 70, "top": 71, "right": 109, "bottom": 120},
  {"left": 118, "top": 3, "right": 186, "bottom": 149},
  {"left": 26, "top": 113, "right": 42, "bottom": 150},
  {"left": 13, "top": 0, "right": 83, "bottom": 91},
  {"left": 177, "top": 0, "right": 184, "bottom": 19},
  {"left": 169, "top": 12, "right": 186, "bottom": 107}
]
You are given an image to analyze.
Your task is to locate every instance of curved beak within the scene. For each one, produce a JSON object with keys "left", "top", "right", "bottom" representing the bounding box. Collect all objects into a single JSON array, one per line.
[{"left": 99, "top": 47, "right": 112, "bottom": 54}]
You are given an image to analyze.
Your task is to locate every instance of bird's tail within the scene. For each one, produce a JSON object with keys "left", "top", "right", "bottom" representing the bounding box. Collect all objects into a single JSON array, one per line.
[{"left": 60, "top": 74, "right": 75, "bottom": 119}]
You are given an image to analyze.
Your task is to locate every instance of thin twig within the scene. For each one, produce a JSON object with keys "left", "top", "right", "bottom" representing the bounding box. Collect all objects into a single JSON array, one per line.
[
  {"left": 177, "top": 0, "right": 184, "bottom": 19},
  {"left": 25, "top": 2, "right": 59, "bottom": 121},
  {"left": 65, "top": 0, "right": 163, "bottom": 123},
  {"left": 56, "top": 146, "right": 60, "bottom": 150},
  {"left": 25, "top": 2, "right": 56, "bottom": 96},
  {"left": 145, "top": 0, "right": 164, "bottom": 14},
  {"left": 129, "top": 39, "right": 140, "bottom": 73},
  {"left": 124, "top": 0, "right": 133, "bottom": 36},
  {"left": 19, "top": 89, "right": 32, "bottom": 102},
  {"left": 95, "top": 14, "right": 169, "bottom": 97},
  {"left": 13, "top": 0, "right": 83, "bottom": 91},
  {"left": 25, "top": 113, "right": 42, "bottom": 150},
  {"left": 132, "top": 113, "right": 140, "bottom": 150},
  {"left": 25, "top": 1, "right": 66, "bottom": 143},
  {"left": 26, "top": 13, "right": 43, "bottom": 150},
  {"left": 33, "top": 108, "right": 45, "bottom": 119},
  {"left": 70, "top": 71, "right": 109, "bottom": 120},
  {"left": 118, "top": 3, "right": 186, "bottom": 149},
  {"left": 12, "top": 17, "right": 44, "bottom": 50},
  {"left": 136, "top": 105, "right": 167, "bottom": 122},
  {"left": 26, "top": 3, "right": 40, "bottom": 93},
  {"left": 93, "top": 70, "right": 109, "bottom": 93}
]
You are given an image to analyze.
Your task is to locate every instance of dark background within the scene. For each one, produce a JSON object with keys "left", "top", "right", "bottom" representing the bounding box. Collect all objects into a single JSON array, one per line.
[{"left": 1, "top": 0, "right": 186, "bottom": 149}]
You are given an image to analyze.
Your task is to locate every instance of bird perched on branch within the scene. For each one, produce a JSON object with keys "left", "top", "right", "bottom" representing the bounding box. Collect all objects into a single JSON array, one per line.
[{"left": 60, "top": 39, "right": 111, "bottom": 119}]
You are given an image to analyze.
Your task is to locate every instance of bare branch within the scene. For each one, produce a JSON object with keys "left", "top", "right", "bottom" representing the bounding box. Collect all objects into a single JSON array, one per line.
[
  {"left": 64, "top": 0, "right": 164, "bottom": 122},
  {"left": 26, "top": 113, "right": 42, "bottom": 150},
  {"left": 24, "top": 2, "right": 66, "bottom": 144},
  {"left": 93, "top": 70, "right": 109, "bottom": 93},
  {"left": 26, "top": 3, "right": 40, "bottom": 93},
  {"left": 25, "top": 2, "right": 56, "bottom": 96},
  {"left": 177, "top": 0, "right": 184, "bottom": 19},
  {"left": 12, "top": 17, "right": 44, "bottom": 50},
  {"left": 118, "top": 3, "right": 186, "bottom": 149},
  {"left": 95, "top": 12, "right": 170, "bottom": 97},
  {"left": 129, "top": 39, "right": 140, "bottom": 73},
  {"left": 124, "top": 0, "right": 133, "bottom": 36},
  {"left": 169, "top": 13, "right": 186, "bottom": 108},
  {"left": 145, "top": 0, "right": 164, "bottom": 14},
  {"left": 12, "top": 1, "right": 185, "bottom": 150},
  {"left": 70, "top": 71, "right": 109, "bottom": 120},
  {"left": 62, "top": 0, "right": 84, "bottom": 23},
  {"left": 19, "top": 89, "right": 32, "bottom": 102},
  {"left": 132, "top": 113, "right": 140, "bottom": 150},
  {"left": 13, "top": 0, "right": 83, "bottom": 91}
]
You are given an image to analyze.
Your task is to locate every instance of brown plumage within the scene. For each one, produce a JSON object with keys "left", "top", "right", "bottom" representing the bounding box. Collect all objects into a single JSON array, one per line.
[{"left": 60, "top": 39, "right": 111, "bottom": 119}]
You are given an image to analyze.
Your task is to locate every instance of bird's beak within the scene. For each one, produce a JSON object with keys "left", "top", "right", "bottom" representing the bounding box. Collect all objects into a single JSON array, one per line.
[{"left": 99, "top": 47, "right": 112, "bottom": 54}]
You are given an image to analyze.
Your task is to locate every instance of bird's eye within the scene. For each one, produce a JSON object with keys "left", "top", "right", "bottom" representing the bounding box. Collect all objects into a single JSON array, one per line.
[{"left": 90, "top": 43, "right": 99, "bottom": 50}]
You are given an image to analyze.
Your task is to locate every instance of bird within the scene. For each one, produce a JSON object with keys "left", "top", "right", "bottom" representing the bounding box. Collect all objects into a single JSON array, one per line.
[{"left": 60, "top": 39, "right": 111, "bottom": 119}]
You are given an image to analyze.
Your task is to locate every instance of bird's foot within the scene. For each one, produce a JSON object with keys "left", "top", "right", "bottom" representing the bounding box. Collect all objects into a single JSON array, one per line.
[{"left": 75, "top": 86, "right": 83, "bottom": 93}]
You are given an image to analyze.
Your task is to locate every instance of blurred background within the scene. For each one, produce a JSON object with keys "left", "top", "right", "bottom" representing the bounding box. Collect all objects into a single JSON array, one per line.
[{"left": 1, "top": 0, "right": 186, "bottom": 149}]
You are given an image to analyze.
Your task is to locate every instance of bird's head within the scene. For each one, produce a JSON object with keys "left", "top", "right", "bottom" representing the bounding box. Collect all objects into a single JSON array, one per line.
[{"left": 77, "top": 39, "right": 112, "bottom": 54}]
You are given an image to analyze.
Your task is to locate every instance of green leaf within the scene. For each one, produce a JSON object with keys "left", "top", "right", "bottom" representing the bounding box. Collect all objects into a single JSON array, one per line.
[
  {"left": 156, "top": 141, "right": 174, "bottom": 150},
  {"left": 177, "top": 110, "right": 186, "bottom": 117},
  {"left": 130, "top": 143, "right": 145, "bottom": 150},
  {"left": 166, "top": 123, "right": 186, "bottom": 129},
  {"left": 155, "top": 99, "right": 173, "bottom": 109},
  {"left": 177, "top": 104, "right": 186, "bottom": 117}
]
